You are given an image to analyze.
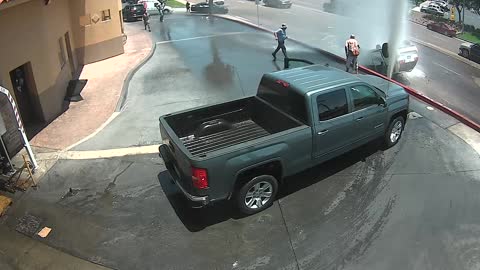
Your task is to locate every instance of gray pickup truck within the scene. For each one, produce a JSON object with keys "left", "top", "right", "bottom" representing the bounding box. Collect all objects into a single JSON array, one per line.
[{"left": 159, "top": 65, "right": 409, "bottom": 214}]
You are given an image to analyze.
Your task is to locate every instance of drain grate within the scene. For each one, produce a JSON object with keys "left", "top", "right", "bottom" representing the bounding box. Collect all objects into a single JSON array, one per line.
[{"left": 16, "top": 214, "right": 43, "bottom": 237}]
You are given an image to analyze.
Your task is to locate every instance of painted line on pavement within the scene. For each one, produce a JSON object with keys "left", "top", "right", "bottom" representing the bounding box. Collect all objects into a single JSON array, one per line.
[
  {"left": 64, "top": 112, "right": 121, "bottom": 151},
  {"left": 294, "top": 4, "right": 330, "bottom": 15},
  {"left": 432, "top": 61, "right": 463, "bottom": 76},
  {"left": 155, "top": 32, "right": 249, "bottom": 44},
  {"left": 61, "top": 145, "right": 160, "bottom": 160}
]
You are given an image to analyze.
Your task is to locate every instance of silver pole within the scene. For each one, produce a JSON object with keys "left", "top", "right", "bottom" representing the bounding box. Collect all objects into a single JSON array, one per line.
[
  {"left": 256, "top": 0, "right": 260, "bottom": 26},
  {"left": 20, "top": 129, "right": 38, "bottom": 172}
]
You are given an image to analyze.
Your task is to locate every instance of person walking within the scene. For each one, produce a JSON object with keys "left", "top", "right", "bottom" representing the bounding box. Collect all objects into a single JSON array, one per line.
[
  {"left": 345, "top": 34, "right": 360, "bottom": 73},
  {"left": 142, "top": 11, "right": 151, "bottom": 32},
  {"left": 272, "top": 23, "right": 288, "bottom": 61},
  {"left": 186, "top": 1, "right": 191, "bottom": 12}
]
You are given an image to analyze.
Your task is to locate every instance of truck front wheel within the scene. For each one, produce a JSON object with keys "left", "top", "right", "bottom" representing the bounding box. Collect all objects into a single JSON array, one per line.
[
  {"left": 235, "top": 175, "right": 278, "bottom": 215},
  {"left": 384, "top": 116, "right": 405, "bottom": 148}
]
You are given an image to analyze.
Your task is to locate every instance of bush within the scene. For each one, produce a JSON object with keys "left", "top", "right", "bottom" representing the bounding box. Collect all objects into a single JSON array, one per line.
[{"left": 464, "top": 24, "right": 476, "bottom": 32}]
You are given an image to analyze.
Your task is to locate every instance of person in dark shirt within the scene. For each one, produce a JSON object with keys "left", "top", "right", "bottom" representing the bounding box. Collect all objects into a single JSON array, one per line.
[{"left": 272, "top": 23, "right": 288, "bottom": 61}]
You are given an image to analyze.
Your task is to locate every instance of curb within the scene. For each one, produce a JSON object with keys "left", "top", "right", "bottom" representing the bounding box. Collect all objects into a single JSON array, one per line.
[
  {"left": 215, "top": 14, "right": 480, "bottom": 132},
  {"left": 115, "top": 34, "right": 157, "bottom": 112}
]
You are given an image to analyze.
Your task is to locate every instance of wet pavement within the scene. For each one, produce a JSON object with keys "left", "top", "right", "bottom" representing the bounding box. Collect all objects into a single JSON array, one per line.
[{"left": 2, "top": 14, "right": 480, "bottom": 270}]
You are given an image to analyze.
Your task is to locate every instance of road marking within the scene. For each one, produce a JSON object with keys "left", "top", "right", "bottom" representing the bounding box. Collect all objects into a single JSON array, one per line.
[
  {"left": 64, "top": 112, "right": 121, "bottom": 151},
  {"left": 61, "top": 145, "right": 160, "bottom": 160},
  {"left": 294, "top": 4, "right": 331, "bottom": 15},
  {"left": 432, "top": 61, "right": 463, "bottom": 76},
  {"left": 155, "top": 32, "right": 248, "bottom": 44}
]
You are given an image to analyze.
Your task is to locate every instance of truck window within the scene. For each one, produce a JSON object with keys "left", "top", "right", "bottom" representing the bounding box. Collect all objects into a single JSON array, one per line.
[
  {"left": 349, "top": 85, "right": 381, "bottom": 111},
  {"left": 257, "top": 77, "right": 308, "bottom": 124},
  {"left": 317, "top": 89, "right": 348, "bottom": 121}
]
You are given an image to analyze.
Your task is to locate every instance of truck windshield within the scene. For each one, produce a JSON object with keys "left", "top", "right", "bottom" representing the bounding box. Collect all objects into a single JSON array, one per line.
[{"left": 257, "top": 77, "right": 308, "bottom": 125}]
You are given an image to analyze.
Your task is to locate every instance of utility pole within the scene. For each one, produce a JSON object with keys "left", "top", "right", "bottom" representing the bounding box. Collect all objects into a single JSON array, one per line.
[{"left": 255, "top": 0, "right": 260, "bottom": 26}]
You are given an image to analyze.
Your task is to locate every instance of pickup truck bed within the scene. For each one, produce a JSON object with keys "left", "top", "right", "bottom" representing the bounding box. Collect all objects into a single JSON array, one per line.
[{"left": 164, "top": 96, "right": 302, "bottom": 157}]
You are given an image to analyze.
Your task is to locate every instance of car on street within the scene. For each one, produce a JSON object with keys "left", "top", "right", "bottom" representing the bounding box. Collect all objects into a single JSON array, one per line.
[
  {"left": 459, "top": 42, "right": 480, "bottom": 62},
  {"left": 432, "top": 0, "right": 449, "bottom": 12},
  {"left": 263, "top": 0, "right": 292, "bottom": 8},
  {"left": 190, "top": 2, "right": 229, "bottom": 14},
  {"left": 138, "top": 0, "right": 174, "bottom": 14},
  {"left": 426, "top": 22, "right": 457, "bottom": 37},
  {"left": 159, "top": 65, "right": 409, "bottom": 215},
  {"left": 122, "top": 4, "right": 146, "bottom": 21},
  {"left": 421, "top": 3, "right": 444, "bottom": 16},
  {"left": 367, "top": 41, "right": 419, "bottom": 74}
]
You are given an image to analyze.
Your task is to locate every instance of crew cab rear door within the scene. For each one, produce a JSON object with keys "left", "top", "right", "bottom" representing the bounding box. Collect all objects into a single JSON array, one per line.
[{"left": 311, "top": 87, "right": 355, "bottom": 158}]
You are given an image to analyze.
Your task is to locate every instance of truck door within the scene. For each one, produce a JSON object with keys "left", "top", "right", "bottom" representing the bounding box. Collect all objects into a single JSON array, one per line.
[
  {"left": 312, "top": 87, "right": 355, "bottom": 158},
  {"left": 347, "top": 84, "right": 388, "bottom": 142},
  {"left": 471, "top": 44, "right": 480, "bottom": 61}
]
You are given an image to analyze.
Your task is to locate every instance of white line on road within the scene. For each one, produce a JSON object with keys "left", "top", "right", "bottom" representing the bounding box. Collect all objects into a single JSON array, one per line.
[
  {"left": 155, "top": 32, "right": 249, "bottom": 44},
  {"left": 432, "top": 61, "right": 463, "bottom": 76}
]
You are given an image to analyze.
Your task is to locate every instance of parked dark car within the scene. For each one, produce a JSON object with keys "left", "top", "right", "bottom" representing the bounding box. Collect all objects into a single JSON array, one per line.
[
  {"left": 459, "top": 42, "right": 480, "bottom": 63},
  {"left": 264, "top": 0, "right": 292, "bottom": 8},
  {"left": 122, "top": 4, "right": 145, "bottom": 21},
  {"left": 159, "top": 65, "right": 409, "bottom": 215},
  {"left": 426, "top": 22, "right": 456, "bottom": 37},
  {"left": 190, "top": 2, "right": 229, "bottom": 13}
]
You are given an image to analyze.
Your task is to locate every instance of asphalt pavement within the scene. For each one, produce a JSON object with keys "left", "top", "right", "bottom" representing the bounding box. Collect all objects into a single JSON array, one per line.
[{"left": 2, "top": 14, "right": 480, "bottom": 270}]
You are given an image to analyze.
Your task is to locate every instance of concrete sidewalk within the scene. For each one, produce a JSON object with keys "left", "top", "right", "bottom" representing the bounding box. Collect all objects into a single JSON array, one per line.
[{"left": 29, "top": 22, "right": 153, "bottom": 151}]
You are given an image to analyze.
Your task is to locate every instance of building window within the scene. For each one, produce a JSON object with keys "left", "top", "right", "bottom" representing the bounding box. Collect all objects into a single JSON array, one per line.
[
  {"left": 58, "top": 37, "right": 66, "bottom": 69},
  {"left": 79, "top": 14, "right": 91, "bottom": 26},
  {"left": 102, "top": 9, "right": 111, "bottom": 21}
]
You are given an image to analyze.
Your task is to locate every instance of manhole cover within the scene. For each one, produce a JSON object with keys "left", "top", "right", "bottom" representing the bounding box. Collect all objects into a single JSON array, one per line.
[{"left": 16, "top": 214, "right": 42, "bottom": 237}]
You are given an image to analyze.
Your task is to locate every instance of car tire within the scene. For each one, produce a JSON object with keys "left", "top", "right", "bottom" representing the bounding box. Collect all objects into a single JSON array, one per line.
[
  {"left": 235, "top": 175, "right": 278, "bottom": 215},
  {"left": 384, "top": 116, "right": 405, "bottom": 148},
  {"left": 427, "top": 25, "right": 432, "bottom": 30},
  {"left": 461, "top": 49, "right": 470, "bottom": 58}
]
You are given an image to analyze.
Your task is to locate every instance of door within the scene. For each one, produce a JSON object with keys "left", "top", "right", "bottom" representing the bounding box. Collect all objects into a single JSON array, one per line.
[
  {"left": 347, "top": 84, "right": 388, "bottom": 142},
  {"left": 9, "top": 63, "right": 37, "bottom": 125},
  {"left": 64, "top": 32, "right": 75, "bottom": 76},
  {"left": 312, "top": 88, "right": 355, "bottom": 158}
]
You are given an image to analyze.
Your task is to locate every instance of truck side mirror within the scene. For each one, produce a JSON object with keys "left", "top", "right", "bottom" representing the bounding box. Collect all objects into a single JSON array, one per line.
[{"left": 382, "top": 43, "right": 389, "bottom": 58}]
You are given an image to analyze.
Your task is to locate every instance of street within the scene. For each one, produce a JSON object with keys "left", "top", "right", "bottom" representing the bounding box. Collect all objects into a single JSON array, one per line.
[
  {"left": 2, "top": 14, "right": 480, "bottom": 270},
  {"left": 219, "top": 0, "right": 480, "bottom": 124}
]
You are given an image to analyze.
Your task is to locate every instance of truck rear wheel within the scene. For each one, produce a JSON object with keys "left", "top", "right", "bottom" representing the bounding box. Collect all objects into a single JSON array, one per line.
[
  {"left": 235, "top": 175, "right": 278, "bottom": 215},
  {"left": 384, "top": 116, "right": 405, "bottom": 148}
]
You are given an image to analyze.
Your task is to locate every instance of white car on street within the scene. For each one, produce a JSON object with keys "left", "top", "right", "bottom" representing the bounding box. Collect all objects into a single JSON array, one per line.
[
  {"left": 138, "top": 0, "right": 174, "bottom": 14},
  {"left": 367, "top": 41, "right": 419, "bottom": 74}
]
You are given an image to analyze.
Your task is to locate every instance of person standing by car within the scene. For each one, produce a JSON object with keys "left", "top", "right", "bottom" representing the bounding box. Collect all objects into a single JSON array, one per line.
[
  {"left": 186, "top": 1, "right": 191, "bottom": 12},
  {"left": 272, "top": 23, "right": 288, "bottom": 61},
  {"left": 345, "top": 34, "right": 360, "bottom": 73},
  {"left": 142, "top": 11, "right": 151, "bottom": 32}
]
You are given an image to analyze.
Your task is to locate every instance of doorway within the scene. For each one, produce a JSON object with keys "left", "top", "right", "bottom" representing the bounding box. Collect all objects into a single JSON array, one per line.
[
  {"left": 9, "top": 62, "right": 41, "bottom": 138},
  {"left": 64, "top": 32, "right": 75, "bottom": 77}
]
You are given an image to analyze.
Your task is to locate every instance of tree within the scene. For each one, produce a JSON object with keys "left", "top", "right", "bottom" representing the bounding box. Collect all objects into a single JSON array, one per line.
[{"left": 450, "top": 0, "right": 480, "bottom": 24}]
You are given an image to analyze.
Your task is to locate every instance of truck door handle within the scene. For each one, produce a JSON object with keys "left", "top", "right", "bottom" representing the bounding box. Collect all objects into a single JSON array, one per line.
[
  {"left": 356, "top": 117, "right": 364, "bottom": 121},
  {"left": 317, "top": 130, "right": 328, "bottom": 135}
]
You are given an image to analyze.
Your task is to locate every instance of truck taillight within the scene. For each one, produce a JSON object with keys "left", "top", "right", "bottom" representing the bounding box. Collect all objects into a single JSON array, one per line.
[{"left": 192, "top": 167, "right": 208, "bottom": 189}]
